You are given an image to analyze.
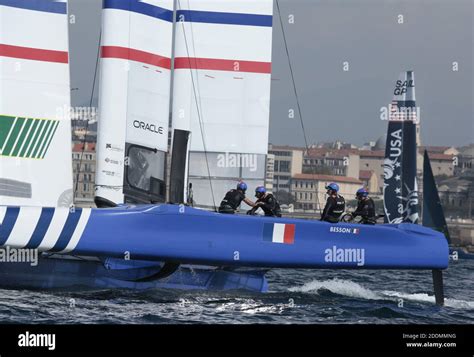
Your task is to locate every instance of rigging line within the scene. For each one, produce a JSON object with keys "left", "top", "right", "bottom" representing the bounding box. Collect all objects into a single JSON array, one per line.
[
  {"left": 186, "top": 0, "right": 206, "bottom": 150},
  {"left": 177, "top": 0, "right": 217, "bottom": 211},
  {"left": 275, "top": 0, "right": 321, "bottom": 214},
  {"left": 181, "top": 0, "right": 217, "bottom": 212},
  {"left": 185, "top": 0, "right": 216, "bottom": 205},
  {"left": 74, "top": 27, "right": 102, "bottom": 200}
]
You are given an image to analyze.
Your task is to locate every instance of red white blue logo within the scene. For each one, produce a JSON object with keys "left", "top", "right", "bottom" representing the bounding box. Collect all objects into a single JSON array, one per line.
[{"left": 263, "top": 223, "right": 295, "bottom": 244}]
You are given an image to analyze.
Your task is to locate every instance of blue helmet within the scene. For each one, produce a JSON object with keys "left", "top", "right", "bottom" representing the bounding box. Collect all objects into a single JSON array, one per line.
[
  {"left": 255, "top": 186, "right": 266, "bottom": 198},
  {"left": 237, "top": 181, "right": 247, "bottom": 191},
  {"left": 325, "top": 183, "right": 339, "bottom": 192},
  {"left": 356, "top": 188, "right": 369, "bottom": 197}
]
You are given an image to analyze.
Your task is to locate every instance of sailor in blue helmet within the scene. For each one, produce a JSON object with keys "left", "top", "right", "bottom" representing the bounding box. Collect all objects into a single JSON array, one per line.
[
  {"left": 320, "top": 182, "right": 345, "bottom": 223},
  {"left": 218, "top": 181, "right": 255, "bottom": 214},
  {"left": 351, "top": 188, "right": 376, "bottom": 224},
  {"left": 247, "top": 186, "right": 282, "bottom": 217}
]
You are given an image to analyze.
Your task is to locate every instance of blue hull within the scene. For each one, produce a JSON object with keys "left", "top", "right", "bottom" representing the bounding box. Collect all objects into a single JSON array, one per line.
[
  {"left": 0, "top": 204, "right": 449, "bottom": 270},
  {"left": 0, "top": 255, "right": 268, "bottom": 292}
]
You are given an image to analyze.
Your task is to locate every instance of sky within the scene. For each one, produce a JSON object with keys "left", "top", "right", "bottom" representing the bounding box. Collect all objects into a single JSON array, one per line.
[{"left": 68, "top": 0, "right": 473, "bottom": 147}]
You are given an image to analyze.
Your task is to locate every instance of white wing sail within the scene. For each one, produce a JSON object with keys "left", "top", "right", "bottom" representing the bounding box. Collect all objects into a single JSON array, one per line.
[
  {"left": 0, "top": 0, "right": 73, "bottom": 207},
  {"left": 172, "top": 0, "right": 274, "bottom": 208},
  {"left": 95, "top": 0, "right": 174, "bottom": 206}
]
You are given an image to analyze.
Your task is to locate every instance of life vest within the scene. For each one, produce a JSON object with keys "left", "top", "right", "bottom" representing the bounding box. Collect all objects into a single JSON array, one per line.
[{"left": 219, "top": 189, "right": 245, "bottom": 212}]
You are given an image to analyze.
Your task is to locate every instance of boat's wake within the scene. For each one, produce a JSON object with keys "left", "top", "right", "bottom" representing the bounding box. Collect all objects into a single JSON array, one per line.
[{"left": 289, "top": 279, "right": 474, "bottom": 310}]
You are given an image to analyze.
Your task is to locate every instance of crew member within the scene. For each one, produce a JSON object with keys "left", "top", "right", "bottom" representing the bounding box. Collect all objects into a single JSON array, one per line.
[
  {"left": 351, "top": 188, "right": 376, "bottom": 225},
  {"left": 218, "top": 181, "right": 255, "bottom": 214},
  {"left": 320, "top": 183, "right": 345, "bottom": 223},
  {"left": 248, "top": 186, "right": 282, "bottom": 217}
]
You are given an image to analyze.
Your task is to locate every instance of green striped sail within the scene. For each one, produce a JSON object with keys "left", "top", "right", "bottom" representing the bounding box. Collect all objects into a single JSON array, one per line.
[{"left": 0, "top": 115, "right": 59, "bottom": 159}]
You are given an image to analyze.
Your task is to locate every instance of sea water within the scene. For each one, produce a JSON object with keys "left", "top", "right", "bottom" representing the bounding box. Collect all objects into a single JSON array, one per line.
[{"left": 0, "top": 259, "right": 472, "bottom": 324}]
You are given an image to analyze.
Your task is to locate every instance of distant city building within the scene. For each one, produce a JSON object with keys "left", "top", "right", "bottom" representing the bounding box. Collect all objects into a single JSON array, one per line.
[
  {"left": 359, "top": 170, "right": 379, "bottom": 194},
  {"left": 422, "top": 146, "right": 458, "bottom": 155},
  {"left": 419, "top": 151, "right": 455, "bottom": 177},
  {"left": 361, "top": 141, "right": 376, "bottom": 151},
  {"left": 304, "top": 148, "right": 360, "bottom": 178},
  {"left": 265, "top": 154, "right": 275, "bottom": 191},
  {"left": 437, "top": 176, "right": 473, "bottom": 219},
  {"left": 268, "top": 144, "right": 303, "bottom": 193},
  {"left": 358, "top": 150, "right": 385, "bottom": 193},
  {"left": 71, "top": 121, "right": 97, "bottom": 144},
  {"left": 291, "top": 173, "right": 362, "bottom": 211},
  {"left": 417, "top": 146, "right": 457, "bottom": 176},
  {"left": 455, "top": 144, "right": 474, "bottom": 176},
  {"left": 313, "top": 141, "right": 358, "bottom": 150},
  {"left": 72, "top": 142, "right": 96, "bottom": 207},
  {"left": 70, "top": 107, "right": 98, "bottom": 143}
]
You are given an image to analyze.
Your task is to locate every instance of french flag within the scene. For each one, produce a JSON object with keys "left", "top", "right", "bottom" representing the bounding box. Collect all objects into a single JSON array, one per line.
[{"left": 263, "top": 223, "right": 295, "bottom": 244}]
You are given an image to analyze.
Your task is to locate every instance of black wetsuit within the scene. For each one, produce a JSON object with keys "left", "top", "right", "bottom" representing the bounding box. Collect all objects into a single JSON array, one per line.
[
  {"left": 253, "top": 193, "right": 282, "bottom": 217},
  {"left": 321, "top": 195, "right": 345, "bottom": 223},
  {"left": 218, "top": 189, "right": 246, "bottom": 214},
  {"left": 353, "top": 197, "right": 376, "bottom": 224}
]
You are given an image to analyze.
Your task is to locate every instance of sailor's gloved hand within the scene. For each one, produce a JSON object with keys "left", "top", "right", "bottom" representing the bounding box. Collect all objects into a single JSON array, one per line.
[{"left": 246, "top": 210, "right": 254, "bottom": 215}]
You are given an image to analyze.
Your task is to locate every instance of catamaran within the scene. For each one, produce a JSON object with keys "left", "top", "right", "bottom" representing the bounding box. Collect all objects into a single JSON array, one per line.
[{"left": 0, "top": 0, "right": 448, "bottom": 304}]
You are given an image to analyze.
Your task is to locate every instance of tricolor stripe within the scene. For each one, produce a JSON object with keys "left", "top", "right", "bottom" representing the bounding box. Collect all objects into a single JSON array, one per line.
[
  {"left": 176, "top": 9, "right": 272, "bottom": 27},
  {"left": 263, "top": 223, "right": 295, "bottom": 244},
  {"left": 0, "top": 44, "right": 69, "bottom": 63},
  {"left": 26, "top": 208, "right": 55, "bottom": 249},
  {"left": 174, "top": 57, "right": 271, "bottom": 74},
  {"left": 104, "top": 0, "right": 173, "bottom": 22},
  {"left": 0, "top": 206, "right": 6, "bottom": 224},
  {"left": 101, "top": 46, "right": 171, "bottom": 69},
  {"left": 0, "top": 0, "right": 67, "bottom": 15},
  {"left": 104, "top": 0, "right": 272, "bottom": 27},
  {"left": 4, "top": 206, "right": 42, "bottom": 247},
  {"left": 50, "top": 208, "right": 83, "bottom": 252},
  {"left": 0, "top": 207, "right": 91, "bottom": 252},
  {"left": 60, "top": 208, "right": 91, "bottom": 253},
  {"left": 0, "top": 206, "right": 20, "bottom": 245},
  {"left": 101, "top": 46, "right": 271, "bottom": 74},
  {"left": 36, "top": 208, "right": 70, "bottom": 250}
]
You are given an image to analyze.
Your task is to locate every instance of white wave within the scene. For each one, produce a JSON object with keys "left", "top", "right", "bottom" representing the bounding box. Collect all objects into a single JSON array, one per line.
[
  {"left": 381, "top": 291, "right": 474, "bottom": 310},
  {"left": 288, "top": 278, "right": 380, "bottom": 300},
  {"left": 289, "top": 279, "right": 474, "bottom": 310},
  {"left": 214, "top": 299, "right": 287, "bottom": 315}
]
